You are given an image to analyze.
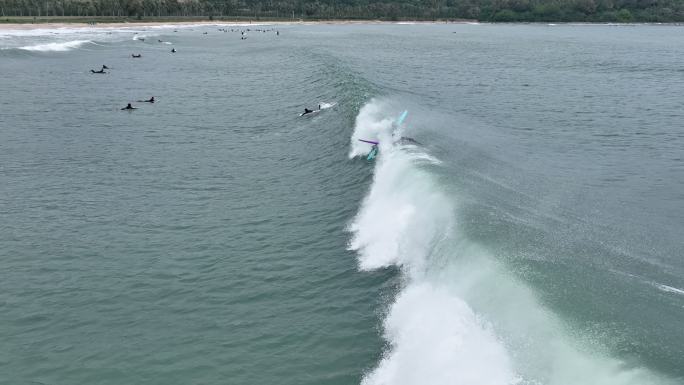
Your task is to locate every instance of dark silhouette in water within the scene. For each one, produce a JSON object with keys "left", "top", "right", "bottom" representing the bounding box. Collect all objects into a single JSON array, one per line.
[
  {"left": 132, "top": 54, "right": 141, "bottom": 58},
  {"left": 138, "top": 97, "right": 155, "bottom": 103},
  {"left": 91, "top": 64, "right": 108, "bottom": 73},
  {"left": 171, "top": 48, "right": 176, "bottom": 53},
  {"left": 121, "top": 103, "right": 136, "bottom": 110}
]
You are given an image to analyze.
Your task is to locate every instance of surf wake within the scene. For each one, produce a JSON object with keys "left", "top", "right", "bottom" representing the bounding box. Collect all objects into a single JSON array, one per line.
[{"left": 347, "top": 99, "right": 675, "bottom": 385}]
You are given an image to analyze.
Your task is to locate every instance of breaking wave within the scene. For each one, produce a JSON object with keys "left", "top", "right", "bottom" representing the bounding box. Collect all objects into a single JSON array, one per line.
[
  {"left": 347, "top": 99, "right": 675, "bottom": 385},
  {"left": 17, "top": 40, "right": 94, "bottom": 52}
]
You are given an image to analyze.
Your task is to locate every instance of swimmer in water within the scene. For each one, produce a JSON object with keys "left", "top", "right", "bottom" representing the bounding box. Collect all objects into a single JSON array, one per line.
[{"left": 121, "top": 103, "right": 136, "bottom": 110}]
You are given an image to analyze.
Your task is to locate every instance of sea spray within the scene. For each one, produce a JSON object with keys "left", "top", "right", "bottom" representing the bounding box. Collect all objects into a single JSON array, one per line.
[
  {"left": 362, "top": 282, "right": 515, "bottom": 385},
  {"left": 433, "top": 246, "right": 676, "bottom": 385},
  {"left": 349, "top": 101, "right": 395, "bottom": 159}
]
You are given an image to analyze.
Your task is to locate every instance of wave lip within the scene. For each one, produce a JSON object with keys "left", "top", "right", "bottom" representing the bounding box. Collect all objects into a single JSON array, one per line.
[{"left": 18, "top": 39, "right": 93, "bottom": 52}]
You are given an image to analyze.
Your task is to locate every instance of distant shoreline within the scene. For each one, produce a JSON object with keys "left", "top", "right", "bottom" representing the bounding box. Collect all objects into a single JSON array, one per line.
[
  {"left": 0, "top": 17, "right": 681, "bottom": 30},
  {"left": 0, "top": 18, "right": 477, "bottom": 30}
]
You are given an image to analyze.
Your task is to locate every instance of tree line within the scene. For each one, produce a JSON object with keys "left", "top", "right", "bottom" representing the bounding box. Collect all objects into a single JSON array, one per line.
[{"left": 1, "top": 0, "right": 683, "bottom": 22}]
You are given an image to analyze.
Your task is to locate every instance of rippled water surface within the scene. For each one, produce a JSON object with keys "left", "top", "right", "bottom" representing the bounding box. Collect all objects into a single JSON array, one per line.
[{"left": 1, "top": 23, "right": 683, "bottom": 385}]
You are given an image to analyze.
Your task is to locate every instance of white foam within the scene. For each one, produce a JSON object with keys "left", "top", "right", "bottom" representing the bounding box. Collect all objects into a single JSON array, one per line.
[
  {"left": 18, "top": 39, "right": 93, "bottom": 52},
  {"left": 348, "top": 101, "right": 449, "bottom": 274},
  {"left": 656, "top": 284, "right": 684, "bottom": 296},
  {"left": 347, "top": 148, "right": 448, "bottom": 273},
  {"left": 348, "top": 100, "right": 396, "bottom": 159},
  {"left": 362, "top": 282, "right": 516, "bottom": 385}
]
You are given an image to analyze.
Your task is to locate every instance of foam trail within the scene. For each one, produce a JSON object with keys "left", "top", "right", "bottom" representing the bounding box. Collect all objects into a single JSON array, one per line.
[{"left": 18, "top": 40, "right": 93, "bottom": 52}]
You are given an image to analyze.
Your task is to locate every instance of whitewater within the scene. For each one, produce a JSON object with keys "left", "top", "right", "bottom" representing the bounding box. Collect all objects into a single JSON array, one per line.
[{"left": 347, "top": 100, "right": 676, "bottom": 385}]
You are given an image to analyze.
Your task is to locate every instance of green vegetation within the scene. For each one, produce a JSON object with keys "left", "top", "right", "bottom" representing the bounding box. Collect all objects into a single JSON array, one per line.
[{"left": 0, "top": 0, "right": 682, "bottom": 22}]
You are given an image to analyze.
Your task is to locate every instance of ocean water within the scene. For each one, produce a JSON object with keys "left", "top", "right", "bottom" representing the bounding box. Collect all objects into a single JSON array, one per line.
[{"left": 1, "top": 23, "right": 683, "bottom": 385}]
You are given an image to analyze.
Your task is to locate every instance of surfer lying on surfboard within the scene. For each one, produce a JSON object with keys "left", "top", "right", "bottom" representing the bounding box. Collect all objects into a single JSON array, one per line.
[{"left": 300, "top": 105, "right": 325, "bottom": 117}]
